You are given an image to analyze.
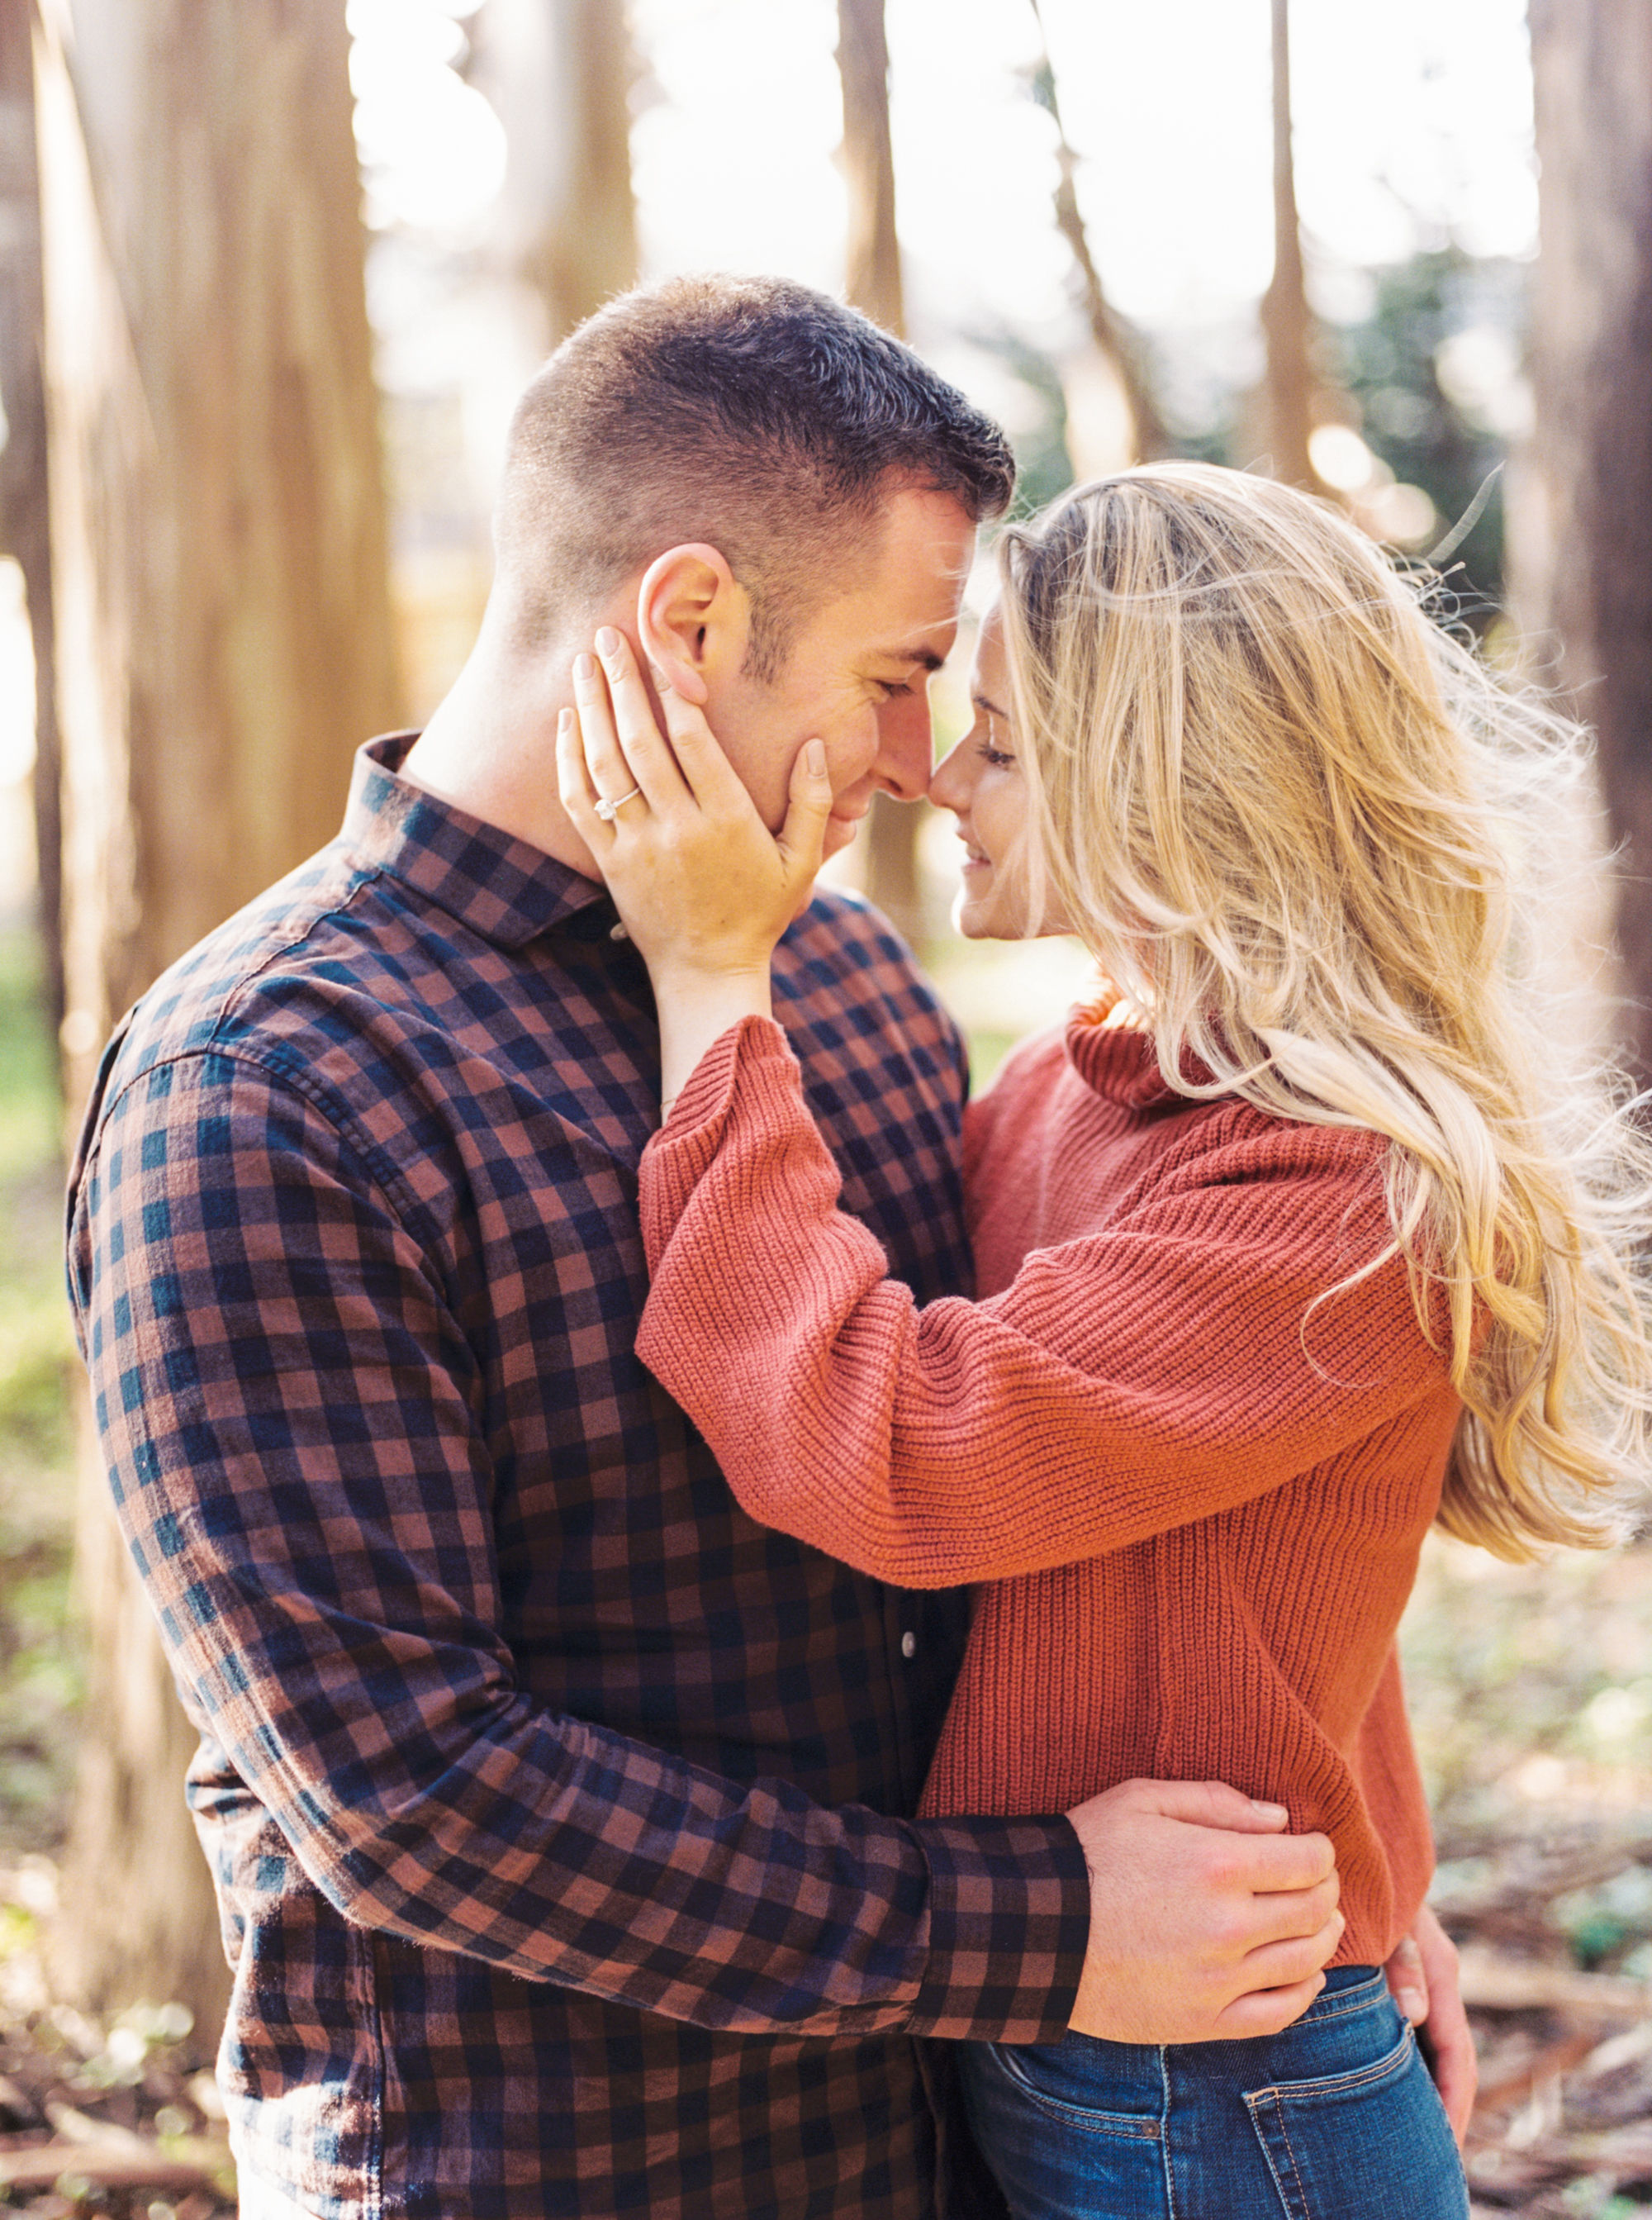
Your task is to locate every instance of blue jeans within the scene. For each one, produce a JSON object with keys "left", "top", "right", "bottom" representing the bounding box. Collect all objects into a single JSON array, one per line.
[{"left": 958, "top": 1966, "right": 1468, "bottom": 2219}]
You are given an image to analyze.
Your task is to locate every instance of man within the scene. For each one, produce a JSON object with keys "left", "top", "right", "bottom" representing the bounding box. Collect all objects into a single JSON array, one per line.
[{"left": 69, "top": 275, "right": 1462, "bottom": 2218}]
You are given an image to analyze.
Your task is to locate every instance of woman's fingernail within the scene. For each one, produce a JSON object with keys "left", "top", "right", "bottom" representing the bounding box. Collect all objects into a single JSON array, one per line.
[
  {"left": 804, "top": 740, "right": 826, "bottom": 776},
  {"left": 596, "top": 626, "right": 621, "bottom": 658},
  {"left": 573, "top": 653, "right": 596, "bottom": 681},
  {"left": 1251, "top": 1800, "right": 1289, "bottom": 1823},
  {"left": 558, "top": 707, "right": 572, "bottom": 733},
  {"left": 1398, "top": 1987, "right": 1427, "bottom": 2023}
]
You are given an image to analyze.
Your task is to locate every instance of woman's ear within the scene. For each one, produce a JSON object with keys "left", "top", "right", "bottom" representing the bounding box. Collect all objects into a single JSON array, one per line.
[{"left": 636, "top": 544, "right": 749, "bottom": 708}]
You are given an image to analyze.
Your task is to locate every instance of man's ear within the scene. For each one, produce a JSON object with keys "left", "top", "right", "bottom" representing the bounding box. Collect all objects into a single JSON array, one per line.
[{"left": 636, "top": 544, "right": 750, "bottom": 708}]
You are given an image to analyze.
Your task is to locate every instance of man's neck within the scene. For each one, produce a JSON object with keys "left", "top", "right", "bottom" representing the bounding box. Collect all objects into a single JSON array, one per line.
[{"left": 401, "top": 643, "right": 601, "bottom": 882}]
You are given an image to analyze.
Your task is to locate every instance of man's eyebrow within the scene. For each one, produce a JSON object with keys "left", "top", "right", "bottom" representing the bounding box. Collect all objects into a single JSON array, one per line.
[{"left": 875, "top": 644, "right": 947, "bottom": 673}]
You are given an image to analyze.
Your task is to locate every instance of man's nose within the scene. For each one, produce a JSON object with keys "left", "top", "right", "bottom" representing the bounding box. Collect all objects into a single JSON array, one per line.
[{"left": 872, "top": 689, "right": 936, "bottom": 804}]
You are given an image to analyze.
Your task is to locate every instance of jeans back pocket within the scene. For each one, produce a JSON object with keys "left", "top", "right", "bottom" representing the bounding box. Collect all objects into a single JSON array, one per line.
[{"left": 1243, "top": 2022, "right": 1468, "bottom": 2220}]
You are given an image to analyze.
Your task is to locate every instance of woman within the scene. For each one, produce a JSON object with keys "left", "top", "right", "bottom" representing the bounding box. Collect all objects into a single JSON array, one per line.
[{"left": 556, "top": 464, "right": 1652, "bottom": 2219}]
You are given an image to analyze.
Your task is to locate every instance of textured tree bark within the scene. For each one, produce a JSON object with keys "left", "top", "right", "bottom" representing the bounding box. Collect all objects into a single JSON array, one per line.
[
  {"left": 0, "top": 0, "right": 61, "bottom": 1048},
  {"left": 1526, "top": 0, "right": 1652, "bottom": 1081},
  {"left": 1257, "top": 0, "right": 1318, "bottom": 490},
  {"left": 35, "top": 0, "right": 399, "bottom": 2028},
  {"left": 836, "top": 0, "right": 924, "bottom": 947},
  {"left": 475, "top": 0, "right": 638, "bottom": 350}
]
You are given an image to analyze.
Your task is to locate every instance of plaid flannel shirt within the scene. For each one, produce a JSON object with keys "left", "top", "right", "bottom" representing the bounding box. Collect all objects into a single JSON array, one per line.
[{"left": 67, "top": 739, "right": 1089, "bottom": 2220}]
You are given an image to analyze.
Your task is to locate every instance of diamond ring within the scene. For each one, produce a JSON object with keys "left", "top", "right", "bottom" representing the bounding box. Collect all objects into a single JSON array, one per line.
[{"left": 593, "top": 786, "right": 643, "bottom": 823}]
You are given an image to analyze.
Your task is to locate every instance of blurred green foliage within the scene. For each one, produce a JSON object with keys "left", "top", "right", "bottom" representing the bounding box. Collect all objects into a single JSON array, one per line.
[
  {"left": 1400, "top": 1532, "right": 1652, "bottom": 1859},
  {"left": 0, "top": 929, "right": 80, "bottom": 1850},
  {"left": 1332, "top": 245, "right": 1523, "bottom": 622},
  {"left": 0, "top": 928, "right": 58, "bottom": 1185}
]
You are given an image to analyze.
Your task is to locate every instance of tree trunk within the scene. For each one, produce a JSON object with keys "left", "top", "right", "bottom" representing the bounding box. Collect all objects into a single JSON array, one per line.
[
  {"left": 837, "top": 0, "right": 904, "bottom": 340},
  {"left": 1525, "top": 0, "right": 1652, "bottom": 1081},
  {"left": 0, "top": 0, "right": 61, "bottom": 1053},
  {"left": 836, "top": 0, "right": 923, "bottom": 945},
  {"left": 35, "top": 0, "right": 400, "bottom": 2029},
  {"left": 474, "top": 0, "right": 639, "bottom": 352},
  {"left": 1258, "top": 0, "right": 1318, "bottom": 490}
]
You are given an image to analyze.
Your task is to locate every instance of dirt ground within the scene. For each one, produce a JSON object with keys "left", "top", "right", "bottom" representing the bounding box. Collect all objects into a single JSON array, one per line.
[{"left": 0, "top": 1884, "right": 233, "bottom": 2217}]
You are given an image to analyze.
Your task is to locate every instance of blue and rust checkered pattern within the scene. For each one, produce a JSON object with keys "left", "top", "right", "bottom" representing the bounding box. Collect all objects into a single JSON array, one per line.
[{"left": 67, "top": 739, "right": 1088, "bottom": 2219}]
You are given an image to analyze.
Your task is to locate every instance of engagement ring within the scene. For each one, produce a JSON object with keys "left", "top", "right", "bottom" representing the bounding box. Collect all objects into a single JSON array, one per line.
[{"left": 594, "top": 786, "right": 643, "bottom": 823}]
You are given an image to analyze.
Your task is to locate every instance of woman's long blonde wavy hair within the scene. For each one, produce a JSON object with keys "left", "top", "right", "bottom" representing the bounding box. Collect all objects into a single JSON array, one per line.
[{"left": 997, "top": 462, "right": 1652, "bottom": 1561}]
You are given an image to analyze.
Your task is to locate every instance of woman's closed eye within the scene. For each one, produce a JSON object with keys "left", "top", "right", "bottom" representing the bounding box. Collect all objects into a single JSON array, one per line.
[{"left": 976, "top": 711, "right": 1016, "bottom": 768}]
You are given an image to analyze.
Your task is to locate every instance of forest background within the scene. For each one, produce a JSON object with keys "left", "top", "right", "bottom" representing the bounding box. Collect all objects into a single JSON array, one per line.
[{"left": 1, "top": 1, "right": 1651, "bottom": 2213}]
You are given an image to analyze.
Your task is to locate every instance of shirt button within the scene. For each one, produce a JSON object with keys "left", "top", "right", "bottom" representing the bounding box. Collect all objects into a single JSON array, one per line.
[{"left": 900, "top": 1630, "right": 917, "bottom": 1660}]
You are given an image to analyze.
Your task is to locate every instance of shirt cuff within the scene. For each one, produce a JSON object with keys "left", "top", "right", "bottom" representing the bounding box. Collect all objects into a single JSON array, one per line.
[{"left": 908, "top": 1813, "right": 1090, "bottom": 2042}]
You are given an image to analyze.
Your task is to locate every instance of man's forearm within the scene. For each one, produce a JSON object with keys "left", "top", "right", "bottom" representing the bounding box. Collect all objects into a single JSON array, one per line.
[{"left": 198, "top": 1645, "right": 1090, "bottom": 2041}]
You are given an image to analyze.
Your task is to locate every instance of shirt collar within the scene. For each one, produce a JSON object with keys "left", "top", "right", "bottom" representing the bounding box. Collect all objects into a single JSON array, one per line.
[{"left": 343, "top": 734, "right": 618, "bottom": 950}]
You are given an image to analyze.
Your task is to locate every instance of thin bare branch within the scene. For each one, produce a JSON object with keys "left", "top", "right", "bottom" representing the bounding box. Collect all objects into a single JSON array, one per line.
[{"left": 1025, "top": 0, "right": 1169, "bottom": 460}]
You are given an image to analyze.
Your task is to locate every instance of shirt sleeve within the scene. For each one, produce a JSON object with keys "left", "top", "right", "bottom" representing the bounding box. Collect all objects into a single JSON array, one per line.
[
  {"left": 68, "top": 1048, "right": 1088, "bottom": 2045},
  {"left": 637, "top": 1017, "right": 1449, "bottom": 1590}
]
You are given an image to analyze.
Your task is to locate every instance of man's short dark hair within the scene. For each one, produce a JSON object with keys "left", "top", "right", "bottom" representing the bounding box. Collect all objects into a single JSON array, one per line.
[{"left": 493, "top": 273, "right": 1016, "bottom": 678}]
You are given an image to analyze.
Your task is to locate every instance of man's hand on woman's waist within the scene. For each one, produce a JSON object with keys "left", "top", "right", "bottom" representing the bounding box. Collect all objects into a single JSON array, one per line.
[
  {"left": 1062, "top": 1778, "right": 1342, "bottom": 2043},
  {"left": 1056, "top": 1777, "right": 1477, "bottom": 2142}
]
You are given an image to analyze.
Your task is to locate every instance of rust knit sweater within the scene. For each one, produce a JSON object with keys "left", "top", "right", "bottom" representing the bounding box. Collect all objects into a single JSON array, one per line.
[{"left": 635, "top": 1005, "right": 1460, "bottom": 1967}]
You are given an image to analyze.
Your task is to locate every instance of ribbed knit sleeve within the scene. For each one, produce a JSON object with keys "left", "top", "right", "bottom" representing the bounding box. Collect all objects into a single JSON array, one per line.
[{"left": 637, "top": 1018, "right": 1448, "bottom": 1590}]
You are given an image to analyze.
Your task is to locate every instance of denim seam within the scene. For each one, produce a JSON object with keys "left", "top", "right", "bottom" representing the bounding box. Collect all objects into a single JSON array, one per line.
[
  {"left": 1254, "top": 2088, "right": 1312, "bottom": 2218},
  {"left": 1300, "top": 1994, "right": 1382, "bottom": 2026},
  {"left": 1158, "top": 2046, "right": 1177, "bottom": 2220}
]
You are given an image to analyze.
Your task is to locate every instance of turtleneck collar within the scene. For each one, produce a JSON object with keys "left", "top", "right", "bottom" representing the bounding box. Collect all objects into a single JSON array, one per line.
[{"left": 1065, "top": 996, "right": 1226, "bottom": 1110}]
